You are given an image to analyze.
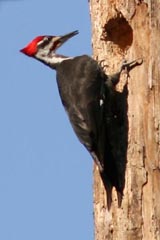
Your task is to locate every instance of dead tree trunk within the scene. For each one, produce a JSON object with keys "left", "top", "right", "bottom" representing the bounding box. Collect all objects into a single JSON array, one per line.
[{"left": 89, "top": 1, "right": 160, "bottom": 239}]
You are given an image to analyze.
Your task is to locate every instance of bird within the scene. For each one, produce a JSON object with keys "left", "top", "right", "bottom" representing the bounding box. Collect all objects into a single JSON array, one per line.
[{"left": 20, "top": 30, "right": 142, "bottom": 209}]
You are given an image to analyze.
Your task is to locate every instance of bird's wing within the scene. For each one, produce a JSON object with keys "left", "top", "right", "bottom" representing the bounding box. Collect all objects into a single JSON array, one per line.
[{"left": 56, "top": 55, "right": 106, "bottom": 162}]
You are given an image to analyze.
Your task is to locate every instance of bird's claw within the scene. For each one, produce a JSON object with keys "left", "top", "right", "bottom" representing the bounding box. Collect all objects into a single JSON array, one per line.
[
  {"left": 121, "top": 58, "right": 143, "bottom": 76},
  {"left": 99, "top": 59, "right": 109, "bottom": 71}
]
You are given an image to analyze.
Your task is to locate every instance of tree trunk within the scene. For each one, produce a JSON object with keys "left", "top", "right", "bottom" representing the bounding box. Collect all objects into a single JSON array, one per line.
[{"left": 89, "top": 1, "right": 160, "bottom": 239}]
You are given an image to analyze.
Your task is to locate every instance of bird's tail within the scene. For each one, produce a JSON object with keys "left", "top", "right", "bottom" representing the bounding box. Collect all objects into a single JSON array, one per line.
[
  {"left": 99, "top": 168, "right": 123, "bottom": 210},
  {"left": 92, "top": 151, "right": 124, "bottom": 209}
]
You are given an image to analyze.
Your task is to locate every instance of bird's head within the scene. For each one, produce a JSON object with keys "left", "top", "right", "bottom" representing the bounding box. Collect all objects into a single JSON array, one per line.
[{"left": 20, "top": 30, "right": 79, "bottom": 66}]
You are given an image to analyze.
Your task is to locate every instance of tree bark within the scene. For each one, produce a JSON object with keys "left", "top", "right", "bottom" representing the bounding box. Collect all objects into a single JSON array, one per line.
[{"left": 89, "top": 1, "right": 160, "bottom": 239}]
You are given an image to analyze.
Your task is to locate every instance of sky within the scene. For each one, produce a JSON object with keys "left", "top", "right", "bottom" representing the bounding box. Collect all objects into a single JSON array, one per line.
[{"left": 0, "top": 1, "right": 93, "bottom": 239}]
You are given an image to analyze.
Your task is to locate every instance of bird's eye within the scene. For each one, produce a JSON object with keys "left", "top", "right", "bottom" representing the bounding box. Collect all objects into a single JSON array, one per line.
[
  {"left": 37, "top": 37, "right": 51, "bottom": 47},
  {"left": 43, "top": 37, "right": 49, "bottom": 42}
]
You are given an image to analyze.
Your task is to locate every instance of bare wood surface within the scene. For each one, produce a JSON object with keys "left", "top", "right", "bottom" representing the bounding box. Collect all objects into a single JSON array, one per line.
[{"left": 90, "top": 1, "right": 160, "bottom": 239}]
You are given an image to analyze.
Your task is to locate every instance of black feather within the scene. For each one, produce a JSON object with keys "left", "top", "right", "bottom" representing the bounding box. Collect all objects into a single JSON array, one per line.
[{"left": 56, "top": 55, "right": 124, "bottom": 208}]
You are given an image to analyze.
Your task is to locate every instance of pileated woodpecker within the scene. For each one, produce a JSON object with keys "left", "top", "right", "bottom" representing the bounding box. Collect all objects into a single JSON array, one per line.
[{"left": 20, "top": 30, "right": 142, "bottom": 208}]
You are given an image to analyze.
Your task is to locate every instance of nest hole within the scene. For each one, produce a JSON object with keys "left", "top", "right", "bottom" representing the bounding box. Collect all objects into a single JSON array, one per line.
[{"left": 104, "top": 16, "right": 133, "bottom": 50}]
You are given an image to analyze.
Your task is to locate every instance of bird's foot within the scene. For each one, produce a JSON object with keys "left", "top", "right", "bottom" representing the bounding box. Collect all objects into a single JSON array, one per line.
[
  {"left": 98, "top": 59, "right": 109, "bottom": 72},
  {"left": 120, "top": 58, "right": 143, "bottom": 77}
]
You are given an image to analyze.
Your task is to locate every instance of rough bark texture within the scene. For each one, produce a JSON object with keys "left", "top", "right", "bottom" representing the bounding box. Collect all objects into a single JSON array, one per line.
[{"left": 89, "top": 1, "right": 160, "bottom": 239}]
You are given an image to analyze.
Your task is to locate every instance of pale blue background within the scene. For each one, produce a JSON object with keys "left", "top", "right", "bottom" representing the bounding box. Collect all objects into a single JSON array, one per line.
[{"left": 0, "top": 1, "right": 93, "bottom": 239}]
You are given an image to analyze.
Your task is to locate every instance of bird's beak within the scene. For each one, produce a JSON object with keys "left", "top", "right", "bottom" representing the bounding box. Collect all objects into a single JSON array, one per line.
[
  {"left": 48, "top": 30, "right": 79, "bottom": 53},
  {"left": 59, "top": 30, "right": 79, "bottom": 45},
  {"left": 60, "top": 30, "right": 79, "bottom": 43}
]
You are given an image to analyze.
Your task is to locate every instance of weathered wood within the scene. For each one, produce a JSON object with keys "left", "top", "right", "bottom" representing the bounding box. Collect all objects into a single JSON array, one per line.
[{"left": 90, "top": 1, "right": 160, "bottom": 239}]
